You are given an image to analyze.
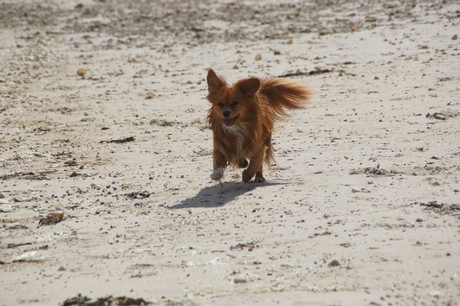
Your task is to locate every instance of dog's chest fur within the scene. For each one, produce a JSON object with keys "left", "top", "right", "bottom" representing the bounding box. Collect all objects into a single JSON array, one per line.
[{"left": 219, "top": 122, "right": 254, "bottom": 162}]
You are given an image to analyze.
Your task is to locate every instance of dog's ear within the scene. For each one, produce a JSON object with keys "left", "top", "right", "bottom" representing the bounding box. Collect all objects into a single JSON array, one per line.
[
  {"left": 207, "top": 69, "right": 226, "bottom": 95},
  {"left": 237, "top": 78, "right": 260, "bottom": 98}
]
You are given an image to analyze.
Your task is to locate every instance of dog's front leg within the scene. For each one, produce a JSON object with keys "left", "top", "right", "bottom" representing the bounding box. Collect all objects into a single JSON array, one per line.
[
  {"left": 242, "top": 155, "right": 264, "bottom": 183},
  {"left": 211, "top": 149, "right": 227, "bottom": 181}
]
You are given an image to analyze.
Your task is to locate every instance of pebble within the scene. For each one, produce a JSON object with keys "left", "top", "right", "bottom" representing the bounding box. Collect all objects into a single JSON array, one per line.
[
  {"left": 234, "top": 276, "right": 248, "bottom": 284},
  {"left": 328, "top": 259, "right": 341, "bottom": 267},
  {"left": 76, "top": 68, "right": 87, "bottom": 77}
]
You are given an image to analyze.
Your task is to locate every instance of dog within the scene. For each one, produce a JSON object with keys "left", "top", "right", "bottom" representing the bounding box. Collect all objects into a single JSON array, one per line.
[{"left": 206, "top": 69, "right": 311, "bottom": 183}]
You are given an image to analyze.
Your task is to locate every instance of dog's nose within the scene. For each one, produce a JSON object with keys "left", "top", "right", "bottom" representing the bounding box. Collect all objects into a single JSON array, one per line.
[{"left": 223, "top": 110, "right": 230, "bottom": 118}]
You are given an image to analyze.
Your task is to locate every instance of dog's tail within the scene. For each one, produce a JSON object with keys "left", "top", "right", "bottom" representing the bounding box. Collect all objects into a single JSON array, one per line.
[{"left": 261, "top": 78, "right": 311, "bottom": 119}]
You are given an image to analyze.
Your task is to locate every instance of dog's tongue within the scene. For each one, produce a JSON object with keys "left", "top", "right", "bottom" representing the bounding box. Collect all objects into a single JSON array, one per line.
[{"left": 224, "top": 118, "right": 235, "bottom": 126}]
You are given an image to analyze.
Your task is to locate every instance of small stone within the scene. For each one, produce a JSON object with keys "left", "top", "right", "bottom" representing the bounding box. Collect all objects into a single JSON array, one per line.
[
  {"left": 76, "top": 68, "right": 87, "bottom": 78},
  {"left": 234, "top": 276, "right": 248, "bottom": 284},
  {"left": 146, "top": 91, "right": 156, "bottom": 99},
  {"left": 328, "top": 259, "right": 341, "bottom": 267},
  {"left": 452, "top": 34, "right": 458, "bottom": 40}
]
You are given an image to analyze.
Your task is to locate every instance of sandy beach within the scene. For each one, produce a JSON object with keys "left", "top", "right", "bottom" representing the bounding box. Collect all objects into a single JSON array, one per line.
[{"left": 1, "top": 0, "right": 459, "bottom": 305}]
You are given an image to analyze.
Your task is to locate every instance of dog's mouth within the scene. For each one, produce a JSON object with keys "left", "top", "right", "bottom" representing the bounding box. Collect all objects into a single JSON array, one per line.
[{"left": 223, "top": 115, "right": 239, "bottom": 127}]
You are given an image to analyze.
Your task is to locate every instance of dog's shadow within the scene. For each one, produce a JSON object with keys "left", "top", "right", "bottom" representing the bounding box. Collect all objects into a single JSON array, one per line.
[{"left": 169, "top": 181, "right": 282, "bottom": 209}]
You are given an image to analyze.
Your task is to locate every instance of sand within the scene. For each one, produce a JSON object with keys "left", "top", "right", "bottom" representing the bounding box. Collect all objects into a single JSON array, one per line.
[{"left": 1, "top": 0, "right": 459, "bottom": 305}]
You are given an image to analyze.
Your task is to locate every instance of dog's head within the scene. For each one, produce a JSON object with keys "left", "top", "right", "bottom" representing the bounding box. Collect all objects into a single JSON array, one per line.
[{"left": 207, "top": 69, "right": 260, "bottom": 128}]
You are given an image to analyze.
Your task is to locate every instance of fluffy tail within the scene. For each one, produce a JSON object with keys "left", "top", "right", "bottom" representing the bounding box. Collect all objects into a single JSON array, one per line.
[{"left": 260, "top": 78, "right": 311, "bottom": 119}]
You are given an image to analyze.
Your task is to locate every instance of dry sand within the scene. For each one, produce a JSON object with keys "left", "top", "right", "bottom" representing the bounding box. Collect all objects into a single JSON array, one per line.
[{"left": 1, "top": 0, "right": 459, "bottom": 305}]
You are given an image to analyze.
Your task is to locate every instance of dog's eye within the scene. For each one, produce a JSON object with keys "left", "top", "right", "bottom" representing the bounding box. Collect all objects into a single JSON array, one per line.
[
  {"left": 232, "top": 101, "right": 239, "bottom": 107},
  {"left": 217, "top": 102, "right": 224, "bottom": 108}
]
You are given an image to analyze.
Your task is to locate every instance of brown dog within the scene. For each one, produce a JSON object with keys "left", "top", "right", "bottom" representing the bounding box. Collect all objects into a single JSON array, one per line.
[{"left": 206, "top": 69, "right": 311, "bottom": 182}]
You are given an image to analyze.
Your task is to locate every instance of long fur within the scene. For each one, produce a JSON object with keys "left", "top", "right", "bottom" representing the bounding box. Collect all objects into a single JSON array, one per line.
[
  {"left": 207, "top": 69, "right": 311, "bottom": 182},
  {"left": 261, "top": 78, "right": 310, "bottom": 119}
]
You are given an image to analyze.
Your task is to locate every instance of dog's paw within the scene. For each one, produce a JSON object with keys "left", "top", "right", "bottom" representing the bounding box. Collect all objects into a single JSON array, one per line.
[
  {"left": 210, "top": 167, "right": 224, "bottom": 181},
  {"left": 254, "top": 173, "right": 265, "bottom": 182}
]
